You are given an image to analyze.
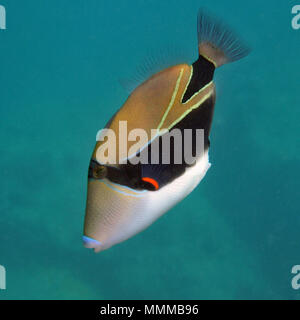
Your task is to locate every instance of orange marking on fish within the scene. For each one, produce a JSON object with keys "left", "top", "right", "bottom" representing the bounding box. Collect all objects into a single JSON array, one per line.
[{"left": 142, "top": 177, "right": 159, "bottom": 190}]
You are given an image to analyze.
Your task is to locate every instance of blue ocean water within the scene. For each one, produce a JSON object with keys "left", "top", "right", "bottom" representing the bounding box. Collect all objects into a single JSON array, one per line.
[{"left": 0, "top": 0, "right": 299, "bottom": 299}]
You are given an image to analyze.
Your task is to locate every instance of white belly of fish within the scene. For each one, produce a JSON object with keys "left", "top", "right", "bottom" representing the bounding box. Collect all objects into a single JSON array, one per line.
[
  {"left": 147, "top": 151, "right": 210, "bottom": 222},
  {"left": 88, "top": 151, "right": 211, "bottom": 252}
]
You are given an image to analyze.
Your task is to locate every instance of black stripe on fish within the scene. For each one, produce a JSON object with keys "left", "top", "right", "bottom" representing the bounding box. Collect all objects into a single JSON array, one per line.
[
  {"left": 182, "top": 55, "right": 215, "bottom": 103},
  {"left": 90, "top": 95, "right": 215, "bottom": 191},
  {"left": 139, "top": 94, "right": 215, "bottom": 190}
]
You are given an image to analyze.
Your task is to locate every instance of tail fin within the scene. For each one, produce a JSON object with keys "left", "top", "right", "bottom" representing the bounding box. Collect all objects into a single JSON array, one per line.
[{"left": 197, "top": 10, "right": 250, "bottom": 67}]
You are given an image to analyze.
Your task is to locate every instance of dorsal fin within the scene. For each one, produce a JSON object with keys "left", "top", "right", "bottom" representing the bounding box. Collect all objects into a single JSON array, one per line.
[{"left": 120, "top": 45, "right": 191, "bottom": 93}]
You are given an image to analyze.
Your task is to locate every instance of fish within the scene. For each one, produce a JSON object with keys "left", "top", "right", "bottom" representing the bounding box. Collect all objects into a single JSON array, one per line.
[{"left": 83, "top": 10, "right": 250, "bottom": 252}]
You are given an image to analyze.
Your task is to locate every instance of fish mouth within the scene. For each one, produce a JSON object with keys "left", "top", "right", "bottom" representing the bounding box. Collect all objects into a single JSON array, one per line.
[{"left": 82, "top": 235, "right": 106, "bottom": 253}]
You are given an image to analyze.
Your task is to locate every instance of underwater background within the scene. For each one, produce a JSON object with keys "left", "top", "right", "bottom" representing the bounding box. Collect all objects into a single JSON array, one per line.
[{"left": 0, "top": 0, "right": 299, "bottom": 299}]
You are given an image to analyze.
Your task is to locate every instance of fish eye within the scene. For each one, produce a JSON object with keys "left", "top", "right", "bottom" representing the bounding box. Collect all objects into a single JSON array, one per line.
[{"left": 93, "top": 165, "right": 107, "bottom": 179}]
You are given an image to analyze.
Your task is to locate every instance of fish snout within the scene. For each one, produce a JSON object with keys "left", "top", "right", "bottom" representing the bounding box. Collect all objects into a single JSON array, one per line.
[{"left": 82, "top": 235, "right": 106, "bottom": 253}]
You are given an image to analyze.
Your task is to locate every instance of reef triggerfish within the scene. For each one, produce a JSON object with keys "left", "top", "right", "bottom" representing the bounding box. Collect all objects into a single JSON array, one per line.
[{"left": 83, "top": 10, "right": 250, "bottom": 252}]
